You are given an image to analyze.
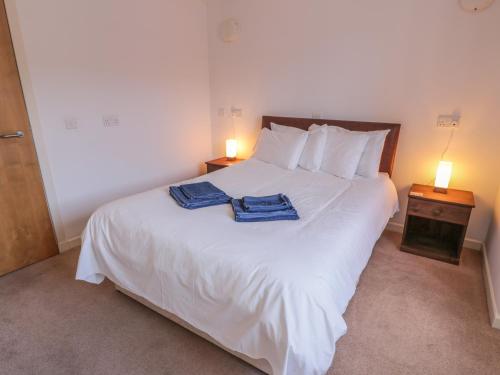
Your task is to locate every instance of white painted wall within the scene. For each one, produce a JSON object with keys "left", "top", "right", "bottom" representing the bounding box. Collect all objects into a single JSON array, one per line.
[
  {"left": 486, "top": 186, "right": 500, "bottom": 324},
  {"left": 6, "top": 0, "right": 212, "bottom": 246},
  {"left": 5, "top": 0, "right": 500, "bottom": 248},
  {"left": 207, "top": 0, "right": 500, "bottom": 243}
]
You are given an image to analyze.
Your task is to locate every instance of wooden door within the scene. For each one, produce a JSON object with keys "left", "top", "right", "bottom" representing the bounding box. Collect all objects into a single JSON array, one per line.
[{"left": 0, "top": 0, "right": 58, "bottom": 276}]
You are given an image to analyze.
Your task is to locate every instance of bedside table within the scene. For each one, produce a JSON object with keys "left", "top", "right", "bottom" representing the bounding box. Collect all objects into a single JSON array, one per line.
[
  {"left": 205, "top": 157, "right": 245, "bottom": 173},
  {"left": 401, "top": 184, "right": 475, "bottom": 265}
]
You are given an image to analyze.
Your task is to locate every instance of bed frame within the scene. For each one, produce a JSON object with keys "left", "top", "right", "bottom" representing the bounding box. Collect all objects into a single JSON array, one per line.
[
  {"left": 262, "top": 116, "right": 401, "bottom": 177},
  {"left": 116, "top": 115, "right": 401, "bottom": 374}
]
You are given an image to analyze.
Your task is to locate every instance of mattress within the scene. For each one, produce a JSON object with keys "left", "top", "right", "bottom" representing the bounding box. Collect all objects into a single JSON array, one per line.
[{"left": 76, "top": 158, "right": 399, "bottom": 375}]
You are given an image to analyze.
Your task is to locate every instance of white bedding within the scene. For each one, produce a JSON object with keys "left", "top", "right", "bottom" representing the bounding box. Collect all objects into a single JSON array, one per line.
[{"left": 76, "top": 159, "right": 399, "bottom": 375}]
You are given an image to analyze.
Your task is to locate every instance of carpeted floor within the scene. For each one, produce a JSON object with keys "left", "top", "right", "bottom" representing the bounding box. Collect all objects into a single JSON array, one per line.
[{"left": 1, "top": 231, "right": 499, "bottom": 375}]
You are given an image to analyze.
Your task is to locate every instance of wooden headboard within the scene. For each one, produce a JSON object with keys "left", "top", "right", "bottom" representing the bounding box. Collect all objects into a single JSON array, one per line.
[{"left": 262, "top": 116, "right": 401, "bottom": 177}]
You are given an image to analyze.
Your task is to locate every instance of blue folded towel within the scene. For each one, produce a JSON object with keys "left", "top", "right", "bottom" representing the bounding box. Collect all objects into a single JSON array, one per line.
[
  {"left": 242, "top": 194, "right": 293, "bottom": 213},
  {"left": 170, "top": 186, "right": 231, "bottom": 209},
  {"left": 180, "top": 181, "right": 226, "bottom": 200},
  {"left": 231, "top": 198, "right": 299, "bottom": 222}
]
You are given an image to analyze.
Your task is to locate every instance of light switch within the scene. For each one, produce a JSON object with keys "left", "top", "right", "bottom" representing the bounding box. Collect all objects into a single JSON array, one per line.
[
  {"left": 103, "top": 115, "right": 120, "bottom": 127},
  {"left": 64, "top": 117, "right": 78, "bottom": 130}
]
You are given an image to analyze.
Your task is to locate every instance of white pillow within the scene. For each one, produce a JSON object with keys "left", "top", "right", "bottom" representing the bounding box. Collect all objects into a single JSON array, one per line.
[
  {"left": 270, "top": 122, "right": 304, "bottom": 134},
  {"left": 319, "top": 127, "right": 370, "bottom": 179},
  {"left": 270, "top": 122, "right": 328, "bottom": 172},
  {"left": 310, "top": 125, "right": 389, "bottom": 178},
  {"left": 253, "top": 128, "right": 308, "bottom": 170},
  {"left": 356, "top": 129, "right": 390, "bottom": 178}
]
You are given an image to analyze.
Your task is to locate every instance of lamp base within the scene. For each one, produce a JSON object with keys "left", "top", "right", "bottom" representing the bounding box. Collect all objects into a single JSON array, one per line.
[
  {"left": 226, "top": 156, "right": 236, "bottom": 161},
  {"left": 433, "top": 187, "right": 448, "bottom": 194}
]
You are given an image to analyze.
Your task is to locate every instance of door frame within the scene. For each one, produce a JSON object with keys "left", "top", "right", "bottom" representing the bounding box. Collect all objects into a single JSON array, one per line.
[{"left": 3, "top": 0, "right": 65, "bottom": 251}]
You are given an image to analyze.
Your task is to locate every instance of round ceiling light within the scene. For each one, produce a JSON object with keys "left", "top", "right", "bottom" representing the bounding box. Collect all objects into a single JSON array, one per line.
[{"left": 459, "top": 0, "right": 495, "bottom": 12}]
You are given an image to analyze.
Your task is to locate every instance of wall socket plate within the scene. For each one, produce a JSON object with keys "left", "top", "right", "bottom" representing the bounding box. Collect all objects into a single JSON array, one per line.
[
  {"left": 437, "top": 115, "right": 460, "bottom": 128},
  {"left": 103, "top": 115, "right": 120, "bottom": 127},
  {"left": 231, "top": 107, "right": 242, "bottom": 118},
  {"left": 64, "top": 117, "right": 78, "bottom": 130}
]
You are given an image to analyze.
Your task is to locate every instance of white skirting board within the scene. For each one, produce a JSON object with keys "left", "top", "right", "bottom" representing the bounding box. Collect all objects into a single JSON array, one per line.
[
  {"left": 482, "top": 244, "right": 500, "bottom": 329},
  {"left": 385, "top": 221, "right": 483, "bottom": 251},
  {"left": 58, "top": 236, "right": 81, "bottom": 253}
]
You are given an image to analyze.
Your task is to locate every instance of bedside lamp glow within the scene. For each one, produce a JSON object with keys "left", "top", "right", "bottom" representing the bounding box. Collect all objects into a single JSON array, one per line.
[
  {"left": 434, "top": 161, "right": 453, "bottom": 193},
  {"left": 225, "top": 139, "right": 238, "bottom": 161}
]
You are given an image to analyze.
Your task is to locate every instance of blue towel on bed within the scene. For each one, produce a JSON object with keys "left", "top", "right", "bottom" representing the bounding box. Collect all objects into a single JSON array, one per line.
[
  {"left": 179, "top": 181, "right": 226, "bottom": 200},
  {"left": 231, "top": 198, "right": 299, "bottom": 222},
  {"left": 242, "top": 194, "right": 293, "bottom": 213},
  {"left": 170, "top": 186, "right": 231, "bottom": 209}
]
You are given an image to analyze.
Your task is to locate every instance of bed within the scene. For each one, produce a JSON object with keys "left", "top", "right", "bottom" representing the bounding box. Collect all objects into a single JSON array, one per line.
[{"left": 76, "top": 116, "right": 400, "bottom": 375}]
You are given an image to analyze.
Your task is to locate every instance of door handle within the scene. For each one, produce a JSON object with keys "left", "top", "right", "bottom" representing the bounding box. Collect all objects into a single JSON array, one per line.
[{"left": 0, "top": 131, "right": 24, "bottom": 139}]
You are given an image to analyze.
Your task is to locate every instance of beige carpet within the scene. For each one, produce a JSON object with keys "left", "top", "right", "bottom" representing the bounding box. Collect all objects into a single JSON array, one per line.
[{"left": 1, "top": 231, "right": 499, "bottom": 375}]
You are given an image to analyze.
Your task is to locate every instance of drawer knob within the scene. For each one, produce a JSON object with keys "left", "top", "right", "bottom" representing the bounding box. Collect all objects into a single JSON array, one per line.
[{"left": 432, "top": 207, "right": 443, "bottom": 216}]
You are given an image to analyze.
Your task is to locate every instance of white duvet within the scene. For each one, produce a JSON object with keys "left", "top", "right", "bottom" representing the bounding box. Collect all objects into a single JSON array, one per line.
[{"left": 76, "top": 159, "right": 399, "bottom": 375}]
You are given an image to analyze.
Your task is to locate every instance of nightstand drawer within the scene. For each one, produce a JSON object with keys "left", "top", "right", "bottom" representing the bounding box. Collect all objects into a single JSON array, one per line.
[
  {"left": 205, "top": 157, "right": 245, "bottom": 174},
  {"left": 206, "top": 164, "right": 225, "bottom": 173},
  {"left": 407, "top": 198, "right": 471, "bottom": 225}
]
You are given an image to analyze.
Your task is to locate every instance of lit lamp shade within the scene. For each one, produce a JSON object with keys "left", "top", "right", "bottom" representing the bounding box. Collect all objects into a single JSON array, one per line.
[
  {"left": 226, "top": 139, "right": 238, "bottom": 160},
  {"left": 434, "top": 161, "right": 453, "bottom": 193}
]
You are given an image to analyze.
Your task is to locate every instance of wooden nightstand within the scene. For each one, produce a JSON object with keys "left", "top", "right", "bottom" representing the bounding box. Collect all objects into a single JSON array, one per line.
[
  {"left": 205, "top": 157, "right": 245, "bottom": 173},
  {"left": 401, "top": 184, "right": 475, "bottom": 265}
]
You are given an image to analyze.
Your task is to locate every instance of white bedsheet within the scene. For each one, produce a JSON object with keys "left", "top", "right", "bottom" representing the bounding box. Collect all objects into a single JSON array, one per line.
[{"left": 76, "top": 159, "right": 399, "bottom": 375}]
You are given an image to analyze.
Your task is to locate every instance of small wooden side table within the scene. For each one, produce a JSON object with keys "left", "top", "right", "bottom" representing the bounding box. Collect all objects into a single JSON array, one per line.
[
  {"left": 401, "top": 184, "right": 475, "bottom": 265},
  {"left": 205, "top": 157, "right": 245, "bottom": 174}
]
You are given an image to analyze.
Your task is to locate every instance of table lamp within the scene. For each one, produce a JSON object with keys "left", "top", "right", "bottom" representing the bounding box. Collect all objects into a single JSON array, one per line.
[
  {"left": 226, "top": 139, "right": 238, "bottom": 161},
  {"left": 434, "top": 161, "right": 453, "bottom": 193}
]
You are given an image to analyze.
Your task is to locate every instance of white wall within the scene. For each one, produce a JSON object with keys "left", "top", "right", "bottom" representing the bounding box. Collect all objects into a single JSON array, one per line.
[
  {"left": 6, "top": 0, "right": 212, "bottom": 246},
  {"left": 207, "top": 0, "right": 500, "bottom": 243},
  {"left": 6, "top": 0, "right": 500, "bottom": 247},
  {"left": 486, "top": 187, "right": 500, "bottom": 326}
]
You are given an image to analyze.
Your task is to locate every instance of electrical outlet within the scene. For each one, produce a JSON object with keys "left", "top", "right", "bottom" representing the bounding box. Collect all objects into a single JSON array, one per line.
[
  {"left": 437, "top": 115, "right": 460, "bottom": 128},
  {"left": 64, "top": 117, "right": 78, "bottom": 130},
  {"left": 231, "top": 107, "right": 242, "bottom": 118},
  {"left": 103, "top": 115, "right": 120, "bottom": 127}
]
